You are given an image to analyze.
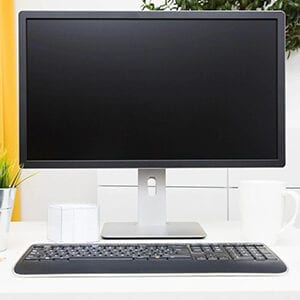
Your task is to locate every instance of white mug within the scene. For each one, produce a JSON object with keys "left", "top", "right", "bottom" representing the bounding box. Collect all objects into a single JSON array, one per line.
[{"left": 239, "top": 180, "right": 300, "bottom": 245}]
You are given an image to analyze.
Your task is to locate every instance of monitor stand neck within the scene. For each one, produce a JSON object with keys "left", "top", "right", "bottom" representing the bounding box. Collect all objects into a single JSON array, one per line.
[
  {"left": 138, "top": 168, "right": 166, "bottom": 226},
  {"left": 101, "top": 168, "right": 206, "bottom": 239}
]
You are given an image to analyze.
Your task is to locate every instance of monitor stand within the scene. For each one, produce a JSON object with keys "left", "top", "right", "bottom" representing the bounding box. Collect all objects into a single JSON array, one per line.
[{"left": 101, "top": 169, "right": 206, "bottom": 239}]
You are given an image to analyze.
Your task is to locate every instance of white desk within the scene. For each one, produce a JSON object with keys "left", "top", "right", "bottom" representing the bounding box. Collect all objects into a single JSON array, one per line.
[{"left": 1, "top": 221, "right": 300, "bottom": 300}]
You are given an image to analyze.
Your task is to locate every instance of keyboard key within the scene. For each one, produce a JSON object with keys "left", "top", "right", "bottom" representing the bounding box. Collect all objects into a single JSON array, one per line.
[
  {"left": 207, "top": 256, "right": 218, "bottom": 260},
  {"left": 219, "top": 256, "right": 230, "bottom": 260},
  {"left": 233, "top": 256, "right": 254, "bottom": 261},
  {"left": 255, "top": 256, "right": 266, "bottom": 261},
  {"left": 265, "top": 254, "right": 277, "bottom": 260},
  {"left": 196, "top": 256, "right": 207, "bottom": 261}
]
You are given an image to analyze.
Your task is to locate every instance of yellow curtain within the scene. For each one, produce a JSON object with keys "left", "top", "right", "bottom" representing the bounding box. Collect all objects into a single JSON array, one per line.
[{"left": 0, "top": 0, "right": 20, "bottom": 221}]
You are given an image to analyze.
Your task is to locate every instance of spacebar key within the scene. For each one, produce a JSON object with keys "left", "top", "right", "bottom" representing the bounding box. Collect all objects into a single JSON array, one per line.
[
  {"left": 69, "top": 257, "right": 133, "bottom": 261},
  {"left": 169, "top": 255, "right": 191, "bottom": 259}
]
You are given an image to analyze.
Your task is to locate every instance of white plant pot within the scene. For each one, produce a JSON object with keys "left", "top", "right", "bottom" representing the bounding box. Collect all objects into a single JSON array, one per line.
[{"left": 0, "top": 188, "right": 16, "bottom": 251}]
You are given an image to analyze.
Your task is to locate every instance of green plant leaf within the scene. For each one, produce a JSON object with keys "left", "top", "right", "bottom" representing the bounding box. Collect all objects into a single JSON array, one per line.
[
  {"left": 15, "top": 171, "right": 39, "bottom": 188},
  {"left": 0, "top": 149, "right": 37, "bottom": 188}
]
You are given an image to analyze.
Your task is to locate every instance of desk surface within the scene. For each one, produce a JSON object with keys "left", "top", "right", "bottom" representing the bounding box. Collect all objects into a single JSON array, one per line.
[{"left": 1, "top": 221, "right": 300, "bottom": 300}]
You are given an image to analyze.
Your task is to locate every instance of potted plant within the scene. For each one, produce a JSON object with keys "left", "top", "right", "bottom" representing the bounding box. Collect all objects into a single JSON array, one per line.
[{"left": 0, "top": 149, "right": 35, "bottom": 251}]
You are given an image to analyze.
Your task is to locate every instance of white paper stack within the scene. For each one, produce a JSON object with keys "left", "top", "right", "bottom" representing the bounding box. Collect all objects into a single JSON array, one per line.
[{"left": 47, "top": 204, "right": 99, "bottom": 242}]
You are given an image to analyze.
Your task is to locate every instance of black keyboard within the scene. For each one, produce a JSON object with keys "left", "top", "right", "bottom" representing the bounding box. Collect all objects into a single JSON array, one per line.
[{"left": 14, "top": 243, "right": 287, "bottom": 275}]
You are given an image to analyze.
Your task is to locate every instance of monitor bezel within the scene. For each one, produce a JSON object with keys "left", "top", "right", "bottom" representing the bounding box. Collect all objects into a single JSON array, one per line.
[{"left": 19, "top": 11, "right": 285, "bottom": 168}]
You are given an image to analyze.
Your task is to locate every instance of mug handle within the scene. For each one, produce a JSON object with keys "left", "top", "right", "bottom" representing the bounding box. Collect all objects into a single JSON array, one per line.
[{"left": 279, "top": 190, "right": 300, "bottom": 234}]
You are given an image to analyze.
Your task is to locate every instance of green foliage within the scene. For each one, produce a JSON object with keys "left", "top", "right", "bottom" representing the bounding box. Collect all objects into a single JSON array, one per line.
[
  {"left": 0, "top": 148, "right": 36, "bottom": 188},
  {"left": 270, "top": 0, "right": 300, "bottom": 55},
  {"left": 142, "top": 0, "right": 300, "bottom": 56},
  {"left": 0, "top": 150, "right": 11, "bottom": 188}
]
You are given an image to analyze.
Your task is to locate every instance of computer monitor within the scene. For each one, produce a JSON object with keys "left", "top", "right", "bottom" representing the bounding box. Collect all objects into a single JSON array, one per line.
[{"left": 19, "top": 11, "right": 285, "bottom": 238}]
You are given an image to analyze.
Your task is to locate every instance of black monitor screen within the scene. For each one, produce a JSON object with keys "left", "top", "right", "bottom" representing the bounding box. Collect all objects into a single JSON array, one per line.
[{"left": 20, "top": 12, "right": 285, "bottom": 167}]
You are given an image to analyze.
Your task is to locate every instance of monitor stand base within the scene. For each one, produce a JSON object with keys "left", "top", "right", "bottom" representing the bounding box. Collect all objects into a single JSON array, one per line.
[
  {"left": 100, "top": 169, "right": 207, "bottom": 239},
  {"left": 101, "top": 222, "right": 206, "bottom": 239}
]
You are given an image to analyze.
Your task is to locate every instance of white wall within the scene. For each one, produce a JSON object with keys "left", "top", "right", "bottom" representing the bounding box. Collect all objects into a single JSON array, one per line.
[{"left": 17, "top": 0, "right": 300, "bottom": 227}]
